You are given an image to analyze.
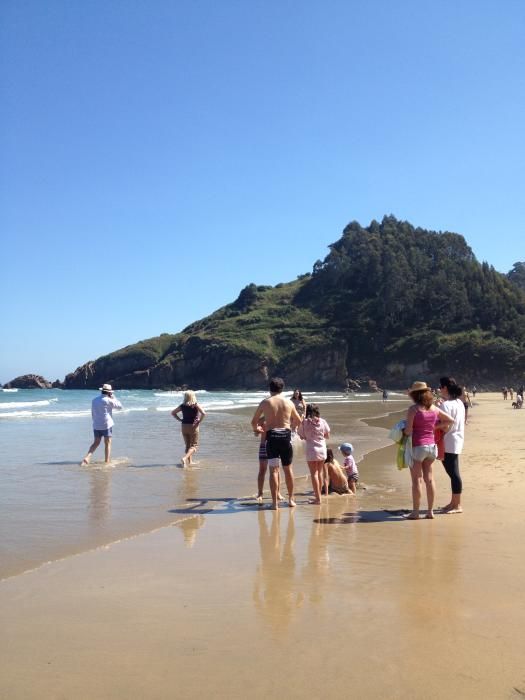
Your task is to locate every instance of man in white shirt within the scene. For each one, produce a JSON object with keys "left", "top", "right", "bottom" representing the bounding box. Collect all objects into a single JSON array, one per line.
[{"left": 81, "top": 383, "right": 123, "bottom": 465}]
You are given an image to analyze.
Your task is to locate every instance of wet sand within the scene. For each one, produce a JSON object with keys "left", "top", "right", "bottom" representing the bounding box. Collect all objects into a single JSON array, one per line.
[{"left": 1, "top": 393, "right": 525, "bottom": 699}]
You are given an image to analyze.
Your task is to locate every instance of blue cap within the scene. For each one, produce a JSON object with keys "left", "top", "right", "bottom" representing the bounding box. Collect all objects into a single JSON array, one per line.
[{"left": 339, "top": 442, "right": 353, "bottom": 454}]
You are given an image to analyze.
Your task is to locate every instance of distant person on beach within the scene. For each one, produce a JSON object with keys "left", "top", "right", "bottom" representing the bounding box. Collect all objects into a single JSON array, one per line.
[
  {"left": 172, "top": 390, "right": 206, "bottom": 467},
  {"left": 509, "top": 387, "right": 514, "bottom": 401},
  {"left": 81, "top": 384, "right": 123, "bottom": 465},
  {"left": 502, "top": 387, "right": 508, "bottom": 400},
  {"left": 462, "top": 387, "right": 472, "bottom": 423},
  {"left": 438, "top": 377, "right": 466, "bottom": 514},
  {"left": 254, "top": 417, "right": 283, "bottom": 504},
  {"left": 251, "top": 377, "right": 302, "bottom": 509},
  {"left": 339, "top": 443, "right": 359, "bottom": 494},
  {"left": 324, "top": 448, "right": 351, "bottom": 494},
  {"left": 403, "top": 381, "right": 453, "bottom": 520},
  {"left": 291, "top": 389, "right": 306, "bottom": 421},
  {"left": 382, "top": 389, "right": 388, "bottom": 402},
  {"left": 518, "top": 386, "right": 524, "bottom": 399},
  {"left": 472, "top": 386, "right": 477, "bottom": 397},
  {"left": 298, "top": 404, "right": 330, "bottom": 504}
]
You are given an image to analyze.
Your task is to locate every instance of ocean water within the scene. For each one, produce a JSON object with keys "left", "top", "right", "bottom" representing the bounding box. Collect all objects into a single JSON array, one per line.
[{"left": 0, "top": 388, "right": 408, "bottom": 579}]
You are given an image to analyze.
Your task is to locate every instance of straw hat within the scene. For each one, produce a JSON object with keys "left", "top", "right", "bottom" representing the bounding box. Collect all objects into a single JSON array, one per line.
[
  {"left": 408, "top": 381, "right": 429, "bottom": 394},
  {"left": 99, "top": 383, "right": 113, "bottom": 393}
]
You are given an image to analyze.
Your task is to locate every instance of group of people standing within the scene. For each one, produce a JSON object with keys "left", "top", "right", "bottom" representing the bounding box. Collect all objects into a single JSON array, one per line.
[
  {"left": 80, "top": 377, "right": 467, "bottom": 521},
  {"left": 403, "top": 377, "right": 466, "bottom": 520},
  {"left": 250, "top": 380, "right": 358, "bottom": 509}
]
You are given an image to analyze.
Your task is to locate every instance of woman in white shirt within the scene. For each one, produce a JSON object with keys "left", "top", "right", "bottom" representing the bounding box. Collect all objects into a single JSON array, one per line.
[{"left": 438, "top": 377, "right": 466, "bottom": 513}]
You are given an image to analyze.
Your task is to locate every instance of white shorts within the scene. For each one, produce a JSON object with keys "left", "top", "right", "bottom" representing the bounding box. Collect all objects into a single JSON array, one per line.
[{"left": 411, "top": 444, "right": 437, "bottom": 463}]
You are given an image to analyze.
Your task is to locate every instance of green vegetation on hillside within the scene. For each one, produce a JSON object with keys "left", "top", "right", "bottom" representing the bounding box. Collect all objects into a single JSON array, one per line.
[{"left": 65, "top": 216, "right": 525, "bottom": 388}]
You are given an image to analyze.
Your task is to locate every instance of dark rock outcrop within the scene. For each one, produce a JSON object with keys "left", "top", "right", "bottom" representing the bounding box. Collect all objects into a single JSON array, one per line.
[{"left": 4, "top": 374, "right": 53, "bottom": 389}]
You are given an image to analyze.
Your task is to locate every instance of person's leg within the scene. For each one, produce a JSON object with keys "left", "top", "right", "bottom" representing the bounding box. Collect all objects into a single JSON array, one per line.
[
  {"left": 81, "top": 435, "right": 102, "bottom": 465},
  {"left": 268, "top": 466, "right": 280, "bottom": 509},
  {"left": 348, "top": 477, "right": 357, "bottom": 494},
  {"left": 422, "top": 458, "right": 435, "bottom": 518},
  {"left": 442, "top": 453, "right": 462, "bottom": 513},
  {"left": 186, "top": 446, "right": 197, "bottom": 464},
  {"left": 307, "top": 461, "right": 321, "bottom": 504},
  {"left": 282, "top": 465, "right": 296, "bottom": 507},
  {"left": 407, "top": 461, "right": 423, "bottom": 519},
  {"left": 104, "top": 436, "right": 112, "bottom": 463},
  {"left": 257, "top": 460, "right": 267, "bottom": 501},
  {"left": 276, "top": 471, "right": 284, "bottom": 501}
]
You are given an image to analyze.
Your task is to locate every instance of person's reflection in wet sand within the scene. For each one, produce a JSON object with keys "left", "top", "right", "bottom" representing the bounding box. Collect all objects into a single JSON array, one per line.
[
  {"left": 178, "top": 464, "right": 199, "bottom": 503},
  {"left": 174, "top": 515, "right": 205, "bottom": 548},
  {"left": 253, "top": 508, "right": 304, "bottom": 635},
  {"left": 88, "top": 467, "right": 112, "bottom": 525},
  {"left": 302, "top": 506, "right": 334, "bottom": 604}
]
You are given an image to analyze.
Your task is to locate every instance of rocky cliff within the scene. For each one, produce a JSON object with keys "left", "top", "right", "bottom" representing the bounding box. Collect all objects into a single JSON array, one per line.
[{"left": 63, "top": 217, "right": 525, "bottom": 390}]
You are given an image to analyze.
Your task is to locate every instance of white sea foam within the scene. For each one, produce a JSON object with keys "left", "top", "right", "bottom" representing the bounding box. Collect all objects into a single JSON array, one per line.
[
  {"left": 0, "top": 410, "right": 90, "bottom": 419},
  {"left": 0, "top": 399, "right": 57, "bottom": 409},
  {"left": 1, "top": 388, "right": 18, "bottom": 392}
]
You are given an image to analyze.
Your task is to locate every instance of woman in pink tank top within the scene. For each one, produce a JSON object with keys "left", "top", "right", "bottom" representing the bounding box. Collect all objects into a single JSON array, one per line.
[{"left": 403, "top": 381, "right": 453, "bottom": 520}]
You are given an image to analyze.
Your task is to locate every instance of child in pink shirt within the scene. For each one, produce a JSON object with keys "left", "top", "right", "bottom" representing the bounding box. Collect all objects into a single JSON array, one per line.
[{"left": 339, "top": 443, "right": 358, "bottom": 494}]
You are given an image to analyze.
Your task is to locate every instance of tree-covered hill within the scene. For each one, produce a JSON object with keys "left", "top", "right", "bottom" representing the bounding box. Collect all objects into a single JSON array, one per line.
[{"left": 64, "top": 216, "right": 525, "bottom": 389}]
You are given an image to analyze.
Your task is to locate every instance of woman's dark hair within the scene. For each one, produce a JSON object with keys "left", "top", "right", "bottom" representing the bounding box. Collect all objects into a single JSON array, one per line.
[
  {"left": 292, "top": 389, "right": 303, "bottom": 400},
  {"left": 305, "top": 403, "right": 313, "bottom": 418},
  {"left": 440, "top": 376, "right": 463, "bottom": 399},
  {"left": 410, "top": 388, "right": 434, "bottom": 409},
  {"left": 307, "top": 404, "right": 320, "bottom": 418},
  {"left": 325, "top": 448, "right": 334, "bottom": 463},
  {"left": 448, "top": 384, "right": 463, "bottom": 399}
]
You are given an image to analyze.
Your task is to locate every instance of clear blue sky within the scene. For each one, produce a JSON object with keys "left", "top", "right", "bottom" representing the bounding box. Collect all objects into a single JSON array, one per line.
[{"left": 1, "top": 0, "right": 524, "bottom": 383}]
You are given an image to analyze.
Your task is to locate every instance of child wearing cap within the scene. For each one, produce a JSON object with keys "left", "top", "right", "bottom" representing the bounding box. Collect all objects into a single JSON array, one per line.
[{"left": 339, "top": 443, "right": 358, "bottom": 494}]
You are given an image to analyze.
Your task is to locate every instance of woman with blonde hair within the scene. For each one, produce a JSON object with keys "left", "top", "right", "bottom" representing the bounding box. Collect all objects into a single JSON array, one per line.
[
  {"left": 172, "top": 390, "right": 206, "bottom": 467},
  {"left": 403, "top": 382, "right": 453, "bottom": 519}
]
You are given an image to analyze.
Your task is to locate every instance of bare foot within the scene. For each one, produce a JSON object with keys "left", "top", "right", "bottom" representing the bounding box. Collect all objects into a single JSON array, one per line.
[
  {"left": 425, "top": 511, "right": 435, "bottom": 519},
  {"left": 404, "top": 512, "right": 420, "bottom": 520},
  {"left": 270, "top": 501, "right": 278, "bottom": 510},
  {"left": 444, "top": 507, "right": 463, "bottom": 514},
  {"left": 181, "top": 456, "right": 187, "bottom": 468},
  {"left": 81, "top": 458, "right": 89, "bottom": 466},
  {"left": 256, "top": 495, "right": 263, "bottom": 504},
  {"left": 288, "top": 499, "right": 297, "bottom": 508},
  {"left": 277, "top": 493, "right": 285, "bottom": 501},
  {"left": 308, "top": 498, "right": 321, "bottom": 505}
]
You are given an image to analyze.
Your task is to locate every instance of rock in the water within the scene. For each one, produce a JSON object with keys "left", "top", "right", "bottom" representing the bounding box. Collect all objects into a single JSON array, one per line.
[{"left": 4, "top": 374, "right": 53, "bottom": 389}]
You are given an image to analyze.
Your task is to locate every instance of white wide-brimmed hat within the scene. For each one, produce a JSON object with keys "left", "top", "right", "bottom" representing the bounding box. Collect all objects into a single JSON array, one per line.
[{"left": 99, "top": 383, "right": 113, "bottom": 392}]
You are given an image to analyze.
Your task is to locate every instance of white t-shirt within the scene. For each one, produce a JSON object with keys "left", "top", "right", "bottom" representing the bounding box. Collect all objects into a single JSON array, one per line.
[
  {"left": 91, "top": 394, "right": 122, "bottom": 430},
  {"left": 440, "top": 398, "right": 465, "bottom": 454}
]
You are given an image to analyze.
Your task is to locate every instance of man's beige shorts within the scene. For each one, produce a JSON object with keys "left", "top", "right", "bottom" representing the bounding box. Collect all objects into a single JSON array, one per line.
[{"left": 181, "top": 424, "right": 199, "bottom": 450}]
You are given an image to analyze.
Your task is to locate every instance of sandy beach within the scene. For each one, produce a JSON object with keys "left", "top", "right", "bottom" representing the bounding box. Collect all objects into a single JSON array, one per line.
[{"left": 1, "top": 393, "right": 524, "bottom": 699}]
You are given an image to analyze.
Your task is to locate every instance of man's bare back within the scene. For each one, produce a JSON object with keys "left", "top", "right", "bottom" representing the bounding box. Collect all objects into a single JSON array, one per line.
[{"left": 251, "top": 394, "right": 301, "bottom": 432}]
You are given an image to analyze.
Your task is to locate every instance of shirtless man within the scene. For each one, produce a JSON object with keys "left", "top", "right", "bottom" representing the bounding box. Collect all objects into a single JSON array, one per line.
[{"left": 251, "top": 377, "right": 302, "bottom": 509}]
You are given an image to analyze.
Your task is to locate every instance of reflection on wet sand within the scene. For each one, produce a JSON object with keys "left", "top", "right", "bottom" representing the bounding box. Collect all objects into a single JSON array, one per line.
[
  {"left": 174, "top": 515, "right": 206, "bottom": 548},
  {"left": 253, "top": 509, "right": 304, "bottom": 635},
  {"left": 88, "top": 468, "right": 112, "bottom": 525}
]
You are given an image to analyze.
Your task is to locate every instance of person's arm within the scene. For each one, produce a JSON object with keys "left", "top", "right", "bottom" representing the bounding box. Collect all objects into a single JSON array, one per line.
[
  {"left": 403, "top": 406, "right": 416, "bottom": 436},
  {"left": 435, "top": 407, "right": 454, "bottom": 431},
  {"left": 251, "top": 401, "right": 265, "bottom": 434},
  {"left": 171, "top": 405, "right": 183, "bottom": 421},
  {"left": 323, "top": 419, "right": 330, "bottom": 439},
  {"left": 110, "top": 395, "right": 122, "bottom": 410},
  {"left": 290, "top": 404, "right": 302, "bottom": 431},
  {"left": 195, "top": 404, "right": 206, "bottom": 425}
]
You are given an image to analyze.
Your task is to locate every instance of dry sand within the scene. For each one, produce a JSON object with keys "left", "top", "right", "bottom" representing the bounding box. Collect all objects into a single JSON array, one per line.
[{"left": 1, "top": 393, "right": 524, "bottom": 699}]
